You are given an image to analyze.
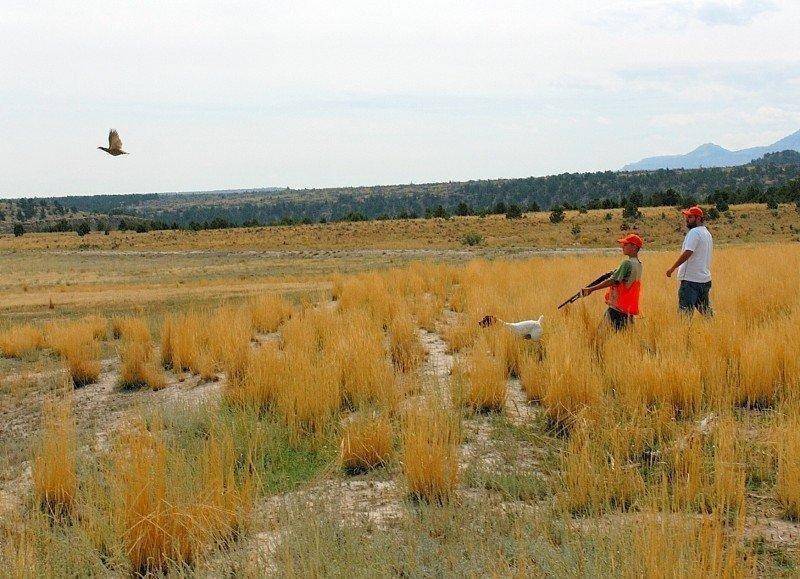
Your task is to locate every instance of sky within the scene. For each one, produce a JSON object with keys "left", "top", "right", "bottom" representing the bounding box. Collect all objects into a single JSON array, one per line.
[{"left": 1, "top": 0, "right": 799, "bottom": 197}]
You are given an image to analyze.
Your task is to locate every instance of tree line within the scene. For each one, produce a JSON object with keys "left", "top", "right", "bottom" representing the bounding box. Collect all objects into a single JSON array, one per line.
[{"left": 6, "top": 151, "right": 800, "bottom": 235}]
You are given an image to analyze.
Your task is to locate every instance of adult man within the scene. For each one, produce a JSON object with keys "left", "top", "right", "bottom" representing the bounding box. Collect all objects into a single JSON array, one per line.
[{"left": 666, "top": 205, "right": 713, "bottom": 315}]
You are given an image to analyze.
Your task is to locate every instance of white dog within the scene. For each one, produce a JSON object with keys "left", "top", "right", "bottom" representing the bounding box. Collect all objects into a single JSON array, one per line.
[{"left": 478, "top": 315, "right": 544, "bottom": 341}]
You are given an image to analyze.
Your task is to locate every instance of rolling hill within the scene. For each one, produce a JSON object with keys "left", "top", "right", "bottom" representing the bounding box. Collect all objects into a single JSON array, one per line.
[{"left": 3, "top": 151, "right": 800, "bottom": 232}]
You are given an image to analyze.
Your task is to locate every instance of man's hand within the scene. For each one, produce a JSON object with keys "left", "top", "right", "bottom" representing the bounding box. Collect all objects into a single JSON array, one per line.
[
  {"left": 666, "top": 267, "right": 674, "bottom": 278},
  {"left": 580, "top": 287, "right": 593, "bottom": 297}
]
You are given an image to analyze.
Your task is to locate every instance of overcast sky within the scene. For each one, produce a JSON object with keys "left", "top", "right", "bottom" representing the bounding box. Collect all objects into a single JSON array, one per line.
[{"left": 2, "top": 0, "right": 799, "bottom": 197}]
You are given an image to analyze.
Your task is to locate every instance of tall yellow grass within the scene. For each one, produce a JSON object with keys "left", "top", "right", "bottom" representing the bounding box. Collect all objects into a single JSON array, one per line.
[
  {"left": 32, "top": 397, "right": 77, "bottom": 516},
  {"left": 451, "top": 342, "right": 506, "bottom": 412},
  {"left": 606, "top": 514, "right": 753, "bottom": 576},
  {"left": 333, "top": 312, "right": 398, "bottom": 410},
  {"left": 45, "top": 322, "right": 102, "bottom": 386},
  {"left": 274, "top": 348, "right": 341, "bottom": 439},
  {"left": 389, "top": 311, "right": 426, "bottom": 373},
  {"left": 161, "top": 311, "right": 218, "bottom": 379},
  {"left": 112, "top": 422, "right": 250, "bottom": 574},
  {"left": 776, "top": 412, "right": 800, "bottom": 520},
  {"left": 0, "top": 324, "right": 43, "bottom": 358},
  {"left": 402, "top": 402, "right": 459, "bottom": 503},
  {"left": 117, "top": 319, "right": 165, "bottom": 390},
  {"left": 340, "top": 413, "right": 393, "bottom": 472},
  {"left": 249, "top": 293, "right": 293, "bottom": 333},
  {"left": 560, "top": 414, "right": 646, "bottom": 514},
  {"left": 225, "top": 342, "right": 284, "bottom": 410}
]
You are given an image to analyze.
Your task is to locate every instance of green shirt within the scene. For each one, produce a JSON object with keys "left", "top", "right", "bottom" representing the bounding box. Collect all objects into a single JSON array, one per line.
[{"left": 611, "top": 257, "right": 642, "bottom": 288}]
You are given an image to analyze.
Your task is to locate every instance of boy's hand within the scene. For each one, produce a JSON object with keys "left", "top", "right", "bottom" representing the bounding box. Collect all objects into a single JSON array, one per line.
[
  {"left": 581, "top": 287, "right": 592, "bottom": 297},
  {"left": 666, "top": 267, "right": 674, "bottom": 278}
]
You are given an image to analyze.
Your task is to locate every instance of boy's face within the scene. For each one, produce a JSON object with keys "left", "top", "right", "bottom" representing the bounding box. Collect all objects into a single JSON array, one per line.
[{"left": 621, "top": 242, "right": 638, "bottom": 256}]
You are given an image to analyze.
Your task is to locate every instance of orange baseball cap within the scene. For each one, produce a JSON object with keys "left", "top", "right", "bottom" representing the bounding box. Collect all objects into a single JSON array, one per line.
[
  {"left": 681, "top": 205, "right": 704, "bottom": 218},
  {"left": 617, "top": 233, "right": 643, "bottom": 248}
]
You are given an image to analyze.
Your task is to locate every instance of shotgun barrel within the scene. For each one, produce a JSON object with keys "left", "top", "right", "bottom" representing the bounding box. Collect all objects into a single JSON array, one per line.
[{"left": 557, "top": 271, "right": 614, "bottom": 310}]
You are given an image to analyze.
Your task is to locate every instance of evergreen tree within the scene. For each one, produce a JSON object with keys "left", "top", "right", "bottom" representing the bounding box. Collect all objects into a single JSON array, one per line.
[
  {"left": 505, "top": 204, "right": 523, "bottom": 219},
  {"left": 622, "top": 200, "right": 641, "bottom": 221},
  {"left": 76, "top": 221, "right": 91, "bottom": 236}
]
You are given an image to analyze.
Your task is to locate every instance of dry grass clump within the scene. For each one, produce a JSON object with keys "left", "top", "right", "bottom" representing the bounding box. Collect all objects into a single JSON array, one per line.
[
  {"left": 161, "top": 310, "right": 219, "bottom": 380},
  {"left": 560, "top": 417, "right": 646, "bottom": 515},
  {"left": 775, "top": 412, "right": 800, "bottom": 520},
  {"left": 389, "top": 311, "right": 426, "bottom": 373},
  {"left": 336, "top": 272, "right": 398, "bottom": 326},
  {"left": 410, "top": 293, "right": 444, "bottom": 332},
  {"left": 667, "top": 416, "right": 745, "bottom": 515},
  {"left": 45, "top": 322, "right": 102, "bottom": 386},
  {"left": 280, "top": 305, "right": 334, "bottom": 353},
  {"left": 207, "top": 306, "right": 252, "bottom": 387},
  {"left": 519, "top": 352, "right": 546, "bottom": 402},
  {"left": 62, "top": 336, "right": 102, "bottom": 387},
  {"left": 112, "top": 422, "right": 250, "bottom": 575},
  {"left": 225, "top": 342, "right": 284, "bottom": 410},
  {"left": 274, "top": 348, "right": 342, "bottom": 440},
  {"left": 451, "top": 343, "right": 506, "bottom": 412},
  {"left": 603, "top": 334, "right": 701, "bottom": 416},
  {"left": 604, "top": 514, "right": 753, "bottom": 576},
  {"left": 442, "top": 316, "right": 479, "bottom": 353},
  {"left": 541, "top": 349, "right": 603, "bottom": 428},
  {"left": 484, "top": 325, "right": 528, "bottom": 378},
  {"left": 333, "top": 312, "right": 398, "bottom": 410},
  {"left": 0, "top": 324, "right": 44, "bottom": 358},
  {"left": 109, "top": 316, "right": 151, "bottom": 342},
  {"left": 80, "top": 314, "right": 108, "bottom": 340},
  {"left": 33, "top": 397, "right": 77, "bottom": 516},
  {"left": 249, "top": 293, "right": 293, "bottom": 333},
  {"left": 733, "top": 315, "right": 800, "bottom": 408},
  {"left": 402, "top": 402, "right": 460, "bottom": 503},
  {"left": 340, "top": 412, "right": 393, "bottom": 473},
  {"left": 118, "top": 320, "right": 165, "bottom": 390}
]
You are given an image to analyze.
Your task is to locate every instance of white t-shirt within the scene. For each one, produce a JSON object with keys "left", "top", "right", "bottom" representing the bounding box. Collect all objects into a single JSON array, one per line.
[{"left": 678, "top": 225, "right": 713, "bottom": 283}]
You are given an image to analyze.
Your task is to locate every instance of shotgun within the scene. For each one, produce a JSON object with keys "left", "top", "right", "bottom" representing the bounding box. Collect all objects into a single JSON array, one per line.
[{"left": 557, "top": 271, "right": 614, "bottom": 310}]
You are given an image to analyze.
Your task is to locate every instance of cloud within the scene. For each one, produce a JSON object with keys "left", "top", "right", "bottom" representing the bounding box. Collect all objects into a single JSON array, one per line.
[
  {"left": 589, "top": 0, "right": 777, "bottom": 30},
  {"left": 694, "top": 0, "right": 776, "bottom": 25}
]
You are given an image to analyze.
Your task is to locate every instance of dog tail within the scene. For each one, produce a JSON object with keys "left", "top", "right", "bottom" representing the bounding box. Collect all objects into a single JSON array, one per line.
[{"left": 536, "top": 315, "right": 544, "bottom": 325}]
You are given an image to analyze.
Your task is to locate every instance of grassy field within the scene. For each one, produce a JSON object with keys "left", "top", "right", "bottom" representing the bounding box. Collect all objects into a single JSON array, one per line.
[
  {"left": 1, "top": 202, "right": 798, "bottom": 319},
  {"left": 2, "top": 203, "right": 799, "bottom": 253},
  {"left": 1, "top": 205, "right": 800, "bottom": 575}
]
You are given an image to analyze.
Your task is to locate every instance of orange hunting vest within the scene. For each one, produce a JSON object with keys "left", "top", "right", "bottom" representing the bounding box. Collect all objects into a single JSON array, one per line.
[{"left": 605, "top": 280, "right": 641, "bottom": 316}]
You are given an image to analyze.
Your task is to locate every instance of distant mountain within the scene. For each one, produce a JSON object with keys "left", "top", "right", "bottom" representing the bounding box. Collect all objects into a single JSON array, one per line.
[{"left": 623, "top": 129, "right": 800, "bottom": 171}]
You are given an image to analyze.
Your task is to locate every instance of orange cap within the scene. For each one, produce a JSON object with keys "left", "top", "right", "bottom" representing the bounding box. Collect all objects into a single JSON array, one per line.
[
  {"left": 681, "top": 205, "right": 704, "bottom": 218},
  {"left": 617, "top": 233, "right": 643, "bottom": 248}
]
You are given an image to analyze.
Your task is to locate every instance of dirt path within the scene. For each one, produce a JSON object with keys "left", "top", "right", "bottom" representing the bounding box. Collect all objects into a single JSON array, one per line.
[{"left": 418, "top": 328, "right": 454, "bottom": 400}]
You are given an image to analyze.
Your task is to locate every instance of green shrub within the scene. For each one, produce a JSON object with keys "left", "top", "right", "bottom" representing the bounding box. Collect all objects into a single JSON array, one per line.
[
  {"left": 549, "top": 206, "right": 565, "bottom": 223},
  {"left": 461, "top": 233, "right": 483, "bottom": 246}
]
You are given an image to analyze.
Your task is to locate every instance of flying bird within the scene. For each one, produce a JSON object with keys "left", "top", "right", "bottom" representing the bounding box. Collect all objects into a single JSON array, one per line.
[{"left": 98, "top": 129, "right": 128, "bottom": 156}]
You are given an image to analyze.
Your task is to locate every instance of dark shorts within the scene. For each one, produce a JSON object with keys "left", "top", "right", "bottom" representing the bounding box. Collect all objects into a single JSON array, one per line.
[
  {"left": 606, "top": 308, "right": 634, "bottom": 331},
  {"left": 679, "top": 280, "right": 713, "bottom": 315}
]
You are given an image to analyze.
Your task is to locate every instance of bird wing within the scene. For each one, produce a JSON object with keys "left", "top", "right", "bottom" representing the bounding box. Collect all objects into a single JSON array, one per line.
[{"left": 108, "top": 129, "right": 123, "bottom": 150}]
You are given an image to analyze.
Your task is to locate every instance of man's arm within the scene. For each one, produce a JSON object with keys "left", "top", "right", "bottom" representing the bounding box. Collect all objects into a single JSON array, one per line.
[{"left": 666, "top": 249, "right": 693, "bottom": 278}]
